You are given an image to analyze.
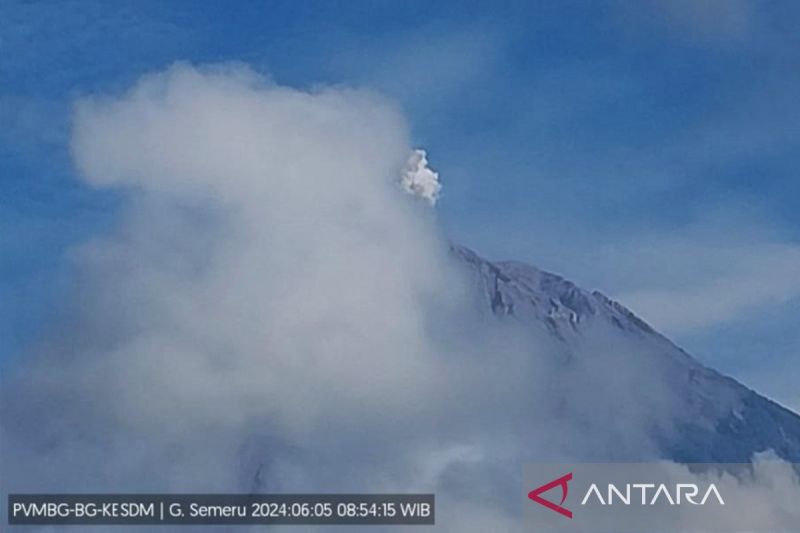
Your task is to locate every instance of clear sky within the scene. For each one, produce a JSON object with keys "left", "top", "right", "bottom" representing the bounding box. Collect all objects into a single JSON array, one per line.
[{"left": 2, "top": 1, "right": 799, "bottom": 408}]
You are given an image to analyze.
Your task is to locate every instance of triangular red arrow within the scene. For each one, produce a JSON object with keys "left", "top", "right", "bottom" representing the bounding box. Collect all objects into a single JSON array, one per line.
[{"left": 528, "top": 472, "right": 573, "bottom": 519}]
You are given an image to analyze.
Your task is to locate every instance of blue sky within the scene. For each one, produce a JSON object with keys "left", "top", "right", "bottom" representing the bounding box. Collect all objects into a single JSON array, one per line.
[{"left": 2, "top": 1, "right": 799, "bottom": 407}]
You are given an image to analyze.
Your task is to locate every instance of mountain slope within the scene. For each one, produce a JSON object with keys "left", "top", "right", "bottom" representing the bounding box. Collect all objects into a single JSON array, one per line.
[{"left": 453, "top": 244, "right": 800, "bottom": 463}]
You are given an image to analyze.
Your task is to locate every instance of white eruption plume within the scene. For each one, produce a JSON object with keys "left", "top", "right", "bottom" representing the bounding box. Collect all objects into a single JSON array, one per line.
[{"left": 401, "top": 149, "right": 441, "bottom": 205}]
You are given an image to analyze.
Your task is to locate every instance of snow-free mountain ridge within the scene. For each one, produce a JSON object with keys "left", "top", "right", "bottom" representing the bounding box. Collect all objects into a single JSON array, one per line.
[{"left": 453, "top": 244, "right": 800, "bottom": 464}]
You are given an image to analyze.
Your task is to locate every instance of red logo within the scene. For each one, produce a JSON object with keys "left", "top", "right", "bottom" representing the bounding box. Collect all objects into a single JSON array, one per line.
[{"left": 528, "top": 472, "right": 573, "bottom": 519}]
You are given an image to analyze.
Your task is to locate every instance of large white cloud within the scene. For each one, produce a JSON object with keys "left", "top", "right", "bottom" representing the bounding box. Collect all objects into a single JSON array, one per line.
[{"left": 1, "top": 64, "right": 555, "bottom": 529}]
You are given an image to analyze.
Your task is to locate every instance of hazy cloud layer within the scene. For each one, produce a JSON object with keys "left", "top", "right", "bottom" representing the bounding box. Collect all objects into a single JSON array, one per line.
[
  {"left": 2, "top": 64, "right": 797, "bottom": 531},
  {"left": 0, "top": 64, "right": 560, "bottom": 528},
  {"left": 614, "top": 0, "right": 756, "bottom": 44}
]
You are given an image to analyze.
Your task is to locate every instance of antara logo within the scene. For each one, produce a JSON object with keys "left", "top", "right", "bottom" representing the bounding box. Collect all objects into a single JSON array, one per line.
[
  {"left": 528, "top": 472, "right": 573, "bottom": 518},
  {"left": 528, "top": 472, "right": 725, "bottom": 519}
]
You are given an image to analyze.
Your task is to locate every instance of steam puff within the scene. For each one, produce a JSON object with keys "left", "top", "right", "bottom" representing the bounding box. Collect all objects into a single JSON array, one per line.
[{"left": 401, "top": 149, "right": 441, "bottom": 205}]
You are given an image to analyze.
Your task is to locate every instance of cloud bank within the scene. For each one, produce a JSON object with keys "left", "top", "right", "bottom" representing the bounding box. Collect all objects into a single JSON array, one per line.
[
  {"left": 2, "top": 63, "right": 799, "bottom": 531},
  {"left": 1, "top": 63, "right": 548, "bottom": 530}
]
